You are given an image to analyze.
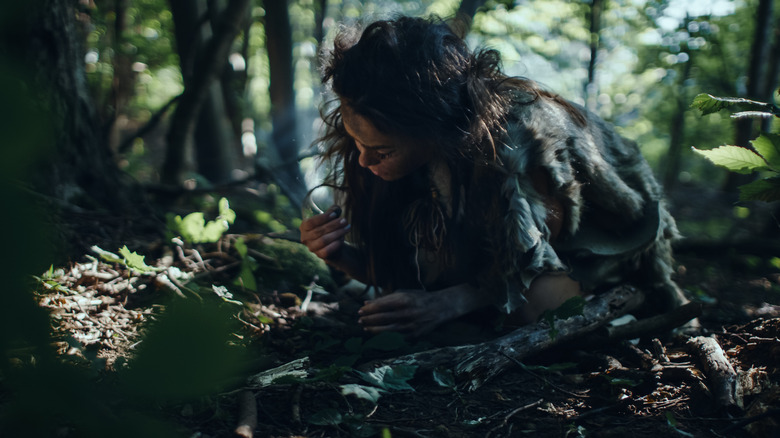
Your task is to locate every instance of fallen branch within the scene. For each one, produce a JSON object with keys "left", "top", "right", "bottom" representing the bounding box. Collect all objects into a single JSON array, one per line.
[
  {"left": 371, "top": 285, "right": 645, "bottom": 391},
  {"left": 597, "top": 301, "right": 702, "bottom": 342},
  {"left": 486, "top": 398, "right": 544, "bottom": 438},
  {"left": 687, "top": 336, "right": 741, "bottom": 410}
]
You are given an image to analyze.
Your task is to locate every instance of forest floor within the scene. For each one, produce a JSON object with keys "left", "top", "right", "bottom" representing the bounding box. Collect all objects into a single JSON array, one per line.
[{"left": 12, "top": 187, "right": 780, "bottom": 438}]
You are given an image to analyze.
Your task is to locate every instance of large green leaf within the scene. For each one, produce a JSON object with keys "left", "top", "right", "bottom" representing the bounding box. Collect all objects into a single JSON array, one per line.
[
  {"left": 691, "top": 146, "right": 769, "bottom": 174},
  {"left": 340, "top": 383, "right": 385, "bottom": 404},
  {"left": 738, "top": 177, "right": 780, "bottom": 202},
  {"left": 307, "top": 408, "right": 343, "bottom": 426},
  {"left": 357, "top": 364, "right": 417, "bottom": 391},
  {"left": 751, "top": 134, "right": 780, "bottom": 170}
]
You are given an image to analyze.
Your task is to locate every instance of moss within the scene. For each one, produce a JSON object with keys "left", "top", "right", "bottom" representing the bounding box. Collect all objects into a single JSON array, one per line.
[{"left": 249, "top": 236, "right": 336, "bottom": 295}]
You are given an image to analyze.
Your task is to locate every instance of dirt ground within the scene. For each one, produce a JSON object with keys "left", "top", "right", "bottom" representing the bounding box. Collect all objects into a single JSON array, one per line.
[{"left": 18, "top": 186, "right": 780, "bottom": 438}]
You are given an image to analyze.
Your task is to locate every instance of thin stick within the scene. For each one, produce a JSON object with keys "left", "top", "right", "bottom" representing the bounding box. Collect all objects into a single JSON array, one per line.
[{"left": 486, "top": 398, "right": 544, "bottom": 438}]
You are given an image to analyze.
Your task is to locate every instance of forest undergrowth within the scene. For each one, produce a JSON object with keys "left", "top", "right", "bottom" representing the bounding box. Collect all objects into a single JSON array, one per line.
[{"left": 4, "top": 187, "right": 780, "bottom": 438}]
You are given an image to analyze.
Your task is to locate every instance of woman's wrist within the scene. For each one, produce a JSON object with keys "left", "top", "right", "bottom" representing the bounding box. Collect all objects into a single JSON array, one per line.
[
  {"left": 324, "top": 244, "right": 369, "bottom": 283},
  {"left": 435, "top": 283, "right": 490, "bottom": 319}
]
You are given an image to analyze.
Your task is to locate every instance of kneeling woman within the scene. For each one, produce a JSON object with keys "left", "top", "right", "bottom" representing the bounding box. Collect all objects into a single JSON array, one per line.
[{"left": 300, "top": 16, "right": 686, "bottom": 337}]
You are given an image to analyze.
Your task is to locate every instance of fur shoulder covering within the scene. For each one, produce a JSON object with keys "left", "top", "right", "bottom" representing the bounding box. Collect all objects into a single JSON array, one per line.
[{"left": 490, "top": 96, "right": 679, "bottom": 313}]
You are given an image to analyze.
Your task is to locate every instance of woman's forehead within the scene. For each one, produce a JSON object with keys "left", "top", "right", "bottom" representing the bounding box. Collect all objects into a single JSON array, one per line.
[{"left": 341, "top": 103, "right": 397, "bottom": 148}]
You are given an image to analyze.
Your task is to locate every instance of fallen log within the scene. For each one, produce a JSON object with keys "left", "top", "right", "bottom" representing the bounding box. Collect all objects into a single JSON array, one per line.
[
  {"left": 687, "top": 336, "right": 741, "bottom": 410},
  {"left": 370, "top": 285, "right": 645, "bottom": 391}
]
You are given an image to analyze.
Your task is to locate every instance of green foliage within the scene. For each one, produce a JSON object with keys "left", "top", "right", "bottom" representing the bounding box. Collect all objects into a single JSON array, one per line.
[
  {"left": 233, "top": 237, "right": 258, "bottom": 291},
  {"left": 121, "top": 299, "right": 248, "bottom": 401},
  {"left": 356, "top": 364, "right": 418, "bottom": 392},
  {"left": 340, "top": 383, "right": 385, "bottom": 404},
  {"left": 119, "top": 245, "right": 159, "bottom": 273},
  {"left": 170, "top": 197, "right": 236, "bottom": 244},
  {"left": 250, "top": 237, "right": 336, "bottom": 294},
  {"left": 692, "top": 94, "right": 780, "bottom": 202},
  {"left": 691, "top": 93, "right": 780, "bottom": 118},
  {"left": 691, "top": 145, "right": 770, "bottom": 175}
]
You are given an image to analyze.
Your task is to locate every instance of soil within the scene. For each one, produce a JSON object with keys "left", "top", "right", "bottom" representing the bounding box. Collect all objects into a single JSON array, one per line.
[{"left": 12, "top": 188, "right": 780, "bottom": 438}]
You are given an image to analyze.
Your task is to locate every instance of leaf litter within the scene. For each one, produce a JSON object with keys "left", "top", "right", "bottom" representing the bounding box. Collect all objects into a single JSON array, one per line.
[{"left": 26, "top": 230, "right": 780, "bottom": 438}]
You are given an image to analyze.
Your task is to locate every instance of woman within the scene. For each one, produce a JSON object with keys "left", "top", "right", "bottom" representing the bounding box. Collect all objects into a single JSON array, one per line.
[{"left": 300, "top": 16, "right": 687, "bottom": 337}]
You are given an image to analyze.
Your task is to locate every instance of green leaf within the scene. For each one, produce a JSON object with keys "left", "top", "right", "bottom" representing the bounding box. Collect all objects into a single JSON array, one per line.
[
  {"left": 234, "top": 237, "right": 249, "bottom": 259},
  {"left": 176, "top": 212, "right": 206, "bottom": 242},
  {"left": 91, "top": 245, "right": 124, "bottom": 264},
  {"left": 307, "top": 408, "right": 343, "bottom": 426},
  {"left": 218, "top": 197, "right": 236, "bottom": 224},
  {"left": 691, "top": 93, "right": 741, "bottom": 115},
  {"left": 200, "top": 220, "right": 230, "bottom": 243},
  {"left": 333, "top": 354, "right": 361, "bottom": 367},
  {"left": 340, "top": 383, "right": 385, "bottom": 404},
  {"left": 552, "top": 296, "right": 585, "bottom": 319},
  {"left": 236, "top": 264, "right": 257, "bottom": 292},
  {"left": 357, "top": 364, "right": 417, "bottom": 391},
  {"left": 172, "top": 198, "right": 235, "bottom": 243},
  {"left": 751, "top": 133, "right": 780, "bottom": 170},
  {"left": 604, "top": 375, "right": 642, "bottom": 387},
  {"left": 738, "top": 177, "right": 780, "bottom": 202},
  {"left": 344, "top": 337, "right": 363, "bottom": 353},
  {"left": 362, "top": 331, "right": 407, "bottom": 351},
  {"left": 692, "top": 146, "right": 770, "bottom": 174},
  {"left": 119, "top": 246, "right": 157, "bottom": 273},
  {"left": 731, "top": 111, "right": 775, "bottom": 120}
]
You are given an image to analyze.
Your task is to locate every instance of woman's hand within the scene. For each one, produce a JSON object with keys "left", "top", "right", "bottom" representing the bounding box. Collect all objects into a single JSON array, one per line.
[
  {"left": 358, "top": 284, "right": 488, "bottom": 337},
  {"left": 300, "top": 205, "right": 350, "bottom": 262}
]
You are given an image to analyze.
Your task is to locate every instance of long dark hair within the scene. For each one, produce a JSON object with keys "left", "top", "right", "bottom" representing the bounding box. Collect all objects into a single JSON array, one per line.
[{"left": 316, "top": 15, "right": 581, "bottom": 290}]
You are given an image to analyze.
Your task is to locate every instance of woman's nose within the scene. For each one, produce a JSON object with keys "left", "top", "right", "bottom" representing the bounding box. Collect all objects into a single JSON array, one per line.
[{"left": 358, "top": 150, "right": 379, "bottom": 168}]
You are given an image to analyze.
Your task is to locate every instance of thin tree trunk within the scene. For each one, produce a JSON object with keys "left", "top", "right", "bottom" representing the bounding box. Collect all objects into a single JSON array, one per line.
[
  {"left": 162, "top": 0, "right": 249, "bottom": 185},
  {"left": 106, "top": 0, "right": 134, "bottom": 153},
  {"left": 664, "top": 31, "right": 694, "bottom": 190},
  {"left": 724, "top": 0, "right": 774, "bottom": 191},
  {"left": 586, "top": 0, "right": 603, "bottom": 111},
  {"left": 263, "top": 0, "right": 306, "bottom": 209}
]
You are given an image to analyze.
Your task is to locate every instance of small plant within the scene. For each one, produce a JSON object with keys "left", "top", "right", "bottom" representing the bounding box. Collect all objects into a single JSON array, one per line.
[
  {"left": 169, "top": 197, "right": 236, "bottom": 244},
  {"left": 691, "top": 93, "right": 780, "bottom": 202}
]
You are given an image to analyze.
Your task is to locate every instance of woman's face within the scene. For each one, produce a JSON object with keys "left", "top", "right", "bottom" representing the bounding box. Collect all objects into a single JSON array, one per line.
[{"left": 340, "top": 102, "right": 434, "bottom": 181}]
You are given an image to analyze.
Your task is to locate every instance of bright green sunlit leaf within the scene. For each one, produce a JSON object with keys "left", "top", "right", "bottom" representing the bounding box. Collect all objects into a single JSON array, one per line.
[{"left": 692, "top": 146, "right": 770, "bottom": 174}]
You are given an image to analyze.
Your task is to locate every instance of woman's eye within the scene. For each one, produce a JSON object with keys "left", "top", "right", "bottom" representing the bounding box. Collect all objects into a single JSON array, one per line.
[{"left": 377, "top": 151, "right": 394, "bottom": 160}]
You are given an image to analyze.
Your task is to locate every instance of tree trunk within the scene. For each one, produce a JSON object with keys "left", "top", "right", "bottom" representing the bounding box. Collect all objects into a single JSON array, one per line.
[
  {"left": 663, "top": 31, "right": 694, "bottom": 190},
  {"left": 263, "top": 0, "right": 306, "bottom": 209},
  {"left": 162, "top": 0, "right": 248, "bottom": 185},
  {"left": 106, "top": 0, "right": 135, "bottom": 153},
  {"left": 724, "top": 0, "right": 774, "bottom": 191},
  {"left": 453, "top": 0, "right": 487, "bottom": 35},
  {"left": 586, "top": 0, "right": 603, "bottom": 111},
  {"left": 8, "top": 0, "right": 132, "bottom": 211}
]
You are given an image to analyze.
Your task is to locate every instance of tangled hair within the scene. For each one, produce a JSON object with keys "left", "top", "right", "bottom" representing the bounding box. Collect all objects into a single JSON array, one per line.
[{"left": 316, "top": 15, "right": 580, "bottom": 289}]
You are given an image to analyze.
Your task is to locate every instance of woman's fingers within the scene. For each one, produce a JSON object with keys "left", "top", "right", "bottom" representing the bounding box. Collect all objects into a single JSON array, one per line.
[
  {"left": 300, "top": 205, "right": 350, "bottom": 258},
  {"left": 358, "top": 294, "right": 425, "bottom": 332},
  {"left": 300, "top": 206, "right": 342, "bottom": 234},
  {"left": 359, "top": 294, "right": 415, "bottom": 315}
]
